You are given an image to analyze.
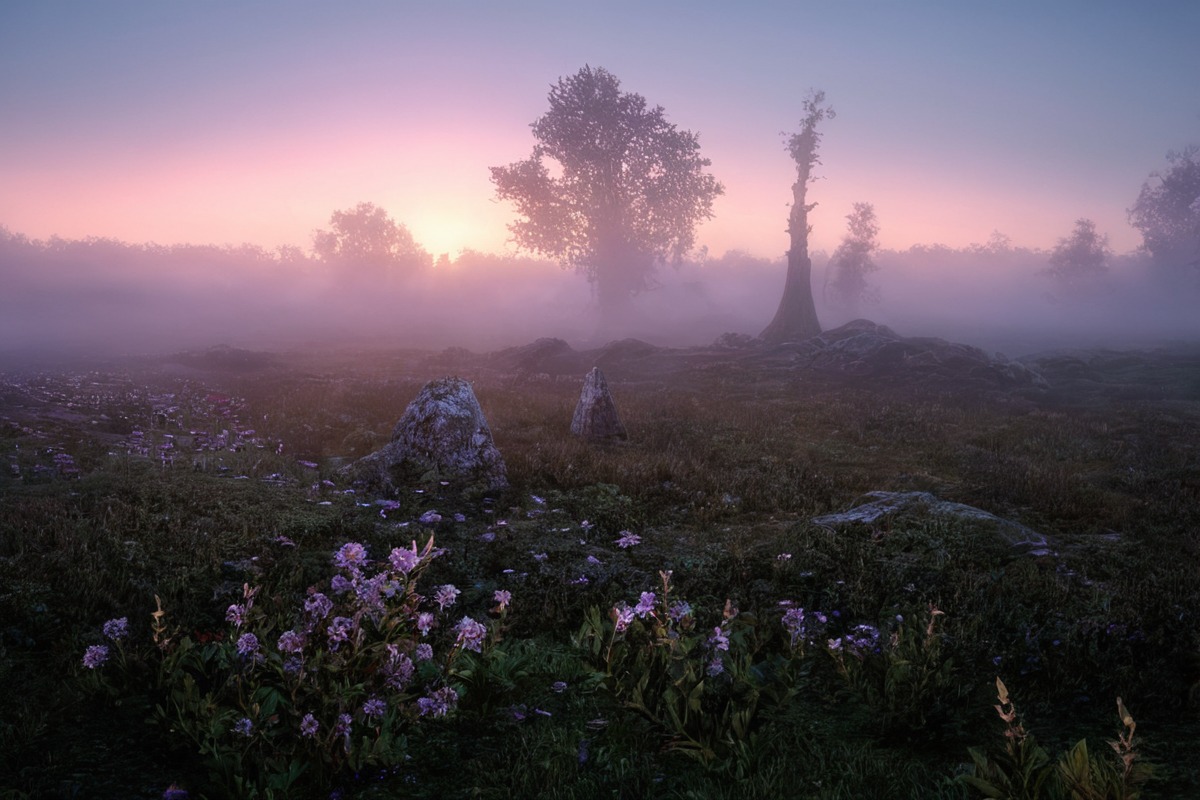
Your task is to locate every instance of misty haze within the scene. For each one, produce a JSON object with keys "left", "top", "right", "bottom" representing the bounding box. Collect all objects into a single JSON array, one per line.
[{"left": 2, "top": 3, "right": 1199, "bottom": 798}]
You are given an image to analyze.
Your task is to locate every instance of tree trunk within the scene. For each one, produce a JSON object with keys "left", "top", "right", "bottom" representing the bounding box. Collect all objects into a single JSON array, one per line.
[
  {"left": 760, "top": 92, "right": 830, "bottom": 344},
  {"left": 760, "top": 248, "right": 822, "bottom": 343}
]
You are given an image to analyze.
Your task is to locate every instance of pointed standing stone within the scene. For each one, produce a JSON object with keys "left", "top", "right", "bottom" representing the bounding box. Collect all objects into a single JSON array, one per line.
[{"left": 571, "top": 367, "right": 627, "bottom": 442}]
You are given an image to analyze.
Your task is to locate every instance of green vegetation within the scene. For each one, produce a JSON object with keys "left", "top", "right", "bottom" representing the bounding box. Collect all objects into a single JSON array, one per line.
[{"left": 1, "top": 348, "right": 1197, "bottom": 798}]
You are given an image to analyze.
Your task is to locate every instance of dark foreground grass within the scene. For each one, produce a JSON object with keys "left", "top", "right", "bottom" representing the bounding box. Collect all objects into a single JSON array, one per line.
[{"left": 1, "top": 348, "right": 1198, "bottom": 798}]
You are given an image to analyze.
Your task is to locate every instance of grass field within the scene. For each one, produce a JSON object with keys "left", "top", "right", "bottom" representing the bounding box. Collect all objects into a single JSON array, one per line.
[{"left": 1, "top": 343, "right": 1197, "bottom": 799}]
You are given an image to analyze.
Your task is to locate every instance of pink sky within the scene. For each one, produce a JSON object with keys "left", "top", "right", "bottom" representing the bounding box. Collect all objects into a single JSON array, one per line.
[{"left": 2, "top": 2, "right": 1195, "bottom": 259}]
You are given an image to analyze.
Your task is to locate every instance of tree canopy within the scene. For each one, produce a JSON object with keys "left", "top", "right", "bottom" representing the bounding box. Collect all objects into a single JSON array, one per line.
[
  {"left": 827, "top": 202, "right": 880, "bottom": 315},
  {"left": 1128, "top": 146, "right": 1200, "bottom": 281},
  {"left": 312, "top": 202, "right": 431, "bottom": 274},
  {"left": 1044, "top": 217, "right": 1109, "bottom": 297},
  {"left": 490, "top": 66, "right": 723, "bottom": 319}
]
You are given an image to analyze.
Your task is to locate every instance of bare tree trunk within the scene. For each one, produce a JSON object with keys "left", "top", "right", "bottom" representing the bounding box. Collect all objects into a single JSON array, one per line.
[
  {"left": 760, "top": 248, "right": 821, "bottom": 342},
  {"left": 760, "top": 165, "right": 821, "bottom": 342},
  {"left": 760, "top": 91, "right": 831, "bottom": 344}
]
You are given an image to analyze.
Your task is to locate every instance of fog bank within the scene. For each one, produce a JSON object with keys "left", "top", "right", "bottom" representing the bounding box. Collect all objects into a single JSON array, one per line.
[{"left": 2, "top": 231, "right": 1197, "bottom": 366}]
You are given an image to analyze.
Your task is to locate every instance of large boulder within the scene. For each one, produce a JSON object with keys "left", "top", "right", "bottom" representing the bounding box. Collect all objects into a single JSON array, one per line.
[
  {"left": 571, "top": 367, "right": 627, "bottom": 442},
  {"left": 344, "top": 377, "right": 507, "bottom": 494},
  {"left": 812, "top": 490, "right": 1053, "bottom": 556}
]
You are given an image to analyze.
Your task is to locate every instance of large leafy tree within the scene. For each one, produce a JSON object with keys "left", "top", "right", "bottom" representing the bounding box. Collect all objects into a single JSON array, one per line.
[
  {"left": 1128, "top": 146, "right": 1200, "bottom": 282},
  {"left": 491, "top": 66, "right": 723, "bottom": 320},
  {"left": 312, "top": 202, "right": 431, "bottom": 274},
  {"left": 760, "top": 91, "right": 834, "bottom": 343}
]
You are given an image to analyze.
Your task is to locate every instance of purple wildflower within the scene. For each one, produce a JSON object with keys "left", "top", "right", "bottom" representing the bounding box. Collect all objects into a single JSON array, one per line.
[
  {"left": 362, "top": 696, "right": 387, "bottom": 719},
  {"left": 708, "top": 627, "right": 730, "bottom": 652},
  {"left": 668, "top": 601, "right": 693, "bottom": 622},
  {"left": 416, "top": 612, "right": 436, "bottom": 636},
  {"left": 330, "top": 574, "right": 354, "bottom": 595},
  {"left": 614, "top": 531, "right": 641, "bottom": 548},
  {"left": 82, "top": 644, "right": 109, "bottom": 669},
  {"left": 300, "top": 713, "right": 319, "bottom": 738},
  {"left": 417, "top": 686, "right": 458, "bottom": 718},
  {"left": 706, "top": 657, "right": 725, "bottom": 677},
  {"left": 334, "top": 712, "right": 352, "bottom": 751},
  {"left": 419, "top": 510, "right": 442, "bottom": 525},
  {"left": 304, "top": 592, "right": 333, "bottom": 621},
  {"left": 493, "top": 589, "right": 512, "bottom": 610},
  {"left": 354, "top": 572, "right": 393, "bottom": 617},
  {"left": 415, "top": 643, "right": 434, "bottom": 661},
  {"left": 634, "top": 592, "right": 657, "bottom": 618},
  {"left": 326, "top": 616, "right": 354, "bottom": 650},
  {"left": 236, "top": 632, "right": 260, "bottom": 657},
  {"left": 233, "top": 717, "right": 254, "bottom": 737},
  {"left": 225, "top": 604, "right": 247, "bottom": 627},
  {"left": 389, "top": 545, "right": 420, "bottom": 574},
  {"left": 277, "top": 629, "right": 305, "bottom": 654},
  {"left": 454, "top": 616, "right": 488, "bottom": 653},
  {"left": 434, "top": 584, "right": 460, "bottom": 611},
  {"left": 551, "top": 681, "right": 568, "bottom": 693},
  {"left": 162, "top": 784, "right": 189, "bottom": 800},
  {"left": 334, "top": 542, "right": 368, "bottom": 572},
  {"left": 845, "top": 623, "right": 881, "bottom": 657},
  {"left": 613, "top": 604, "right": 635, "bottom": 633},
  {"left": 782, "top": 608, "right": 802, "bottom": 640},
  {"left": 383, "top": 646, "right": 415, "bottom": 689},
  {"left": 102, "top": 617, "right": 129, "bottom": 641}
]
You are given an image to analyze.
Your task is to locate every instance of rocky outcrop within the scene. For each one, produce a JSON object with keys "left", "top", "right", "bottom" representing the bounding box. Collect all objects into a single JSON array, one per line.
[
  {"left": 343, "top": 377, "right": 507, "bottom": 494},
  {"left": 570, "top": 367, "right": 627, "bottom": 442},
  {"left": 812, "top": 490, "right": 1053, "bottom": 556},
  {"left": 802, "top": 320, "right": 1047, "bottom": 388}
]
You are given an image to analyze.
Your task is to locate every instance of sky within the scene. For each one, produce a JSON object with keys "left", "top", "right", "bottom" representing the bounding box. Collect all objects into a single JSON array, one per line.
[{"left": 2, "top": 0, "right": 1198, "bottom": 260}]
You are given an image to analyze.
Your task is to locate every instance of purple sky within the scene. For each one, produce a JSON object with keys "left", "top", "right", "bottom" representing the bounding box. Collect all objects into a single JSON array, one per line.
[{"left": 2, "top": 1, "right": 1197, "bottom": 258}]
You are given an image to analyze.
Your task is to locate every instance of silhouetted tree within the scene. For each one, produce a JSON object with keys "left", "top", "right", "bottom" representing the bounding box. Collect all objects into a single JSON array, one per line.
[
  {"left": 760, "top": 91, "right": 834, "bottom": 343},
  {"left": 1044, "top": 218, "right": 1109, "bottom": 297},
  {"left": 490, "top": 66, "right": 723, "bottom": 323},
  {"left": 312, "top": 202, "right": 431, "bottom": 274},
  {"left": 1128, "top": 146, "right": 1200, "bottom": 282},
  {"left": 826, "top": 202, "right": 880, "bottom": 315}
]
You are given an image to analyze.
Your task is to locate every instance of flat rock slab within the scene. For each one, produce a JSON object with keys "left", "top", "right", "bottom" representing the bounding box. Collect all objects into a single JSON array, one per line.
[{"left": 812, "top": 490, "right": 1053, "bottom": 556}]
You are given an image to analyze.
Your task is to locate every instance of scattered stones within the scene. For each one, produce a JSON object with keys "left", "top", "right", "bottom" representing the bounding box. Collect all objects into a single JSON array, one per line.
[
  {"left": 570, "top": 367, "right": 627, "bottom": 442},
  {"left": 811, "top": 490, "right": 1054, "bottom": 556},
  {"left": 344, "top": 377, "right": 507, "bottom": 494}
]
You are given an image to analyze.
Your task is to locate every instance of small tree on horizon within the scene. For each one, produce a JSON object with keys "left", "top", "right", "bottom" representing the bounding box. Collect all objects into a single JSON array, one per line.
[
  {"left": 826, "top": 201, "right": 880, "bottom": 316},
  {"left": 490, "top": 66, "right": 723, "bottom": 330},
  {"left": 1044, "top": 217, "right": 1110, "bottom": 297},
  {"left": 760, "top": 90, "right": 834, "bottom": 344},
  {"left": 312, "top": 202, "right": 431, "bottom": 276}
]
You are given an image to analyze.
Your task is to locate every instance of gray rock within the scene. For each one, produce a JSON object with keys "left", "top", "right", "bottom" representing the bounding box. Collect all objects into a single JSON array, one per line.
[
  {"left": 803, "top": 320, "right": 1048, "bottom": 388},
  {"left": 812, "top": 490, "right": 1053, "bottom": 556},
  {"left": 344, "top": 377, "right": 507, "bottom": 493},
  {"left": 571, "top": 367, "right": 628, "bottom": 442}
]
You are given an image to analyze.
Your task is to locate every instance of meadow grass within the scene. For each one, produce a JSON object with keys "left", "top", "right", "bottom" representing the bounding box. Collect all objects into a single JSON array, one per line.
[{"left": 0, "top": 348, "right": 1197, "bottom": 798}]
